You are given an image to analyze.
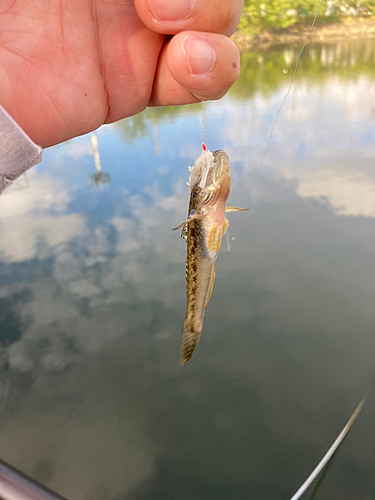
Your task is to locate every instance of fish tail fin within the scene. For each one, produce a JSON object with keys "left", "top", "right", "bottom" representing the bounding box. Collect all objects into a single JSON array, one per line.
[{"left": 180, "top": 320, "right": 203, "bottom": 366}]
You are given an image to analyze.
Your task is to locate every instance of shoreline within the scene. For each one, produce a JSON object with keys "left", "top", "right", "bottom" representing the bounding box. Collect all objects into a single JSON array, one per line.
[{"left": 231, "top": 19, "right": 375, "bottom": 51}]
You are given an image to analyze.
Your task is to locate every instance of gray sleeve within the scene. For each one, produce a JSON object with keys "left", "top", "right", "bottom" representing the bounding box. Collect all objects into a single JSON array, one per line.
[{"left": 0, "top": 105, "right": 43, "bottom": 195}]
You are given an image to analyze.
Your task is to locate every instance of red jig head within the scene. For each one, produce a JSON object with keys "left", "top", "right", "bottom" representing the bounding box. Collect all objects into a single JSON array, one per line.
[{"left": 202, "top": 143, "right": 207, "bottom": 152}]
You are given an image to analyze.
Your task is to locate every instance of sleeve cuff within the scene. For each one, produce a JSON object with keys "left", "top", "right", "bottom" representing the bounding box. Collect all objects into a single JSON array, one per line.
[{"left": 0, "top": 105, "right": 43, "bottom": 195}]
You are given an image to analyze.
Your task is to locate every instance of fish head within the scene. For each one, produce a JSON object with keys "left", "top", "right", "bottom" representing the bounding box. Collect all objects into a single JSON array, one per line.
[{"left": 188, "top": 149, "right": 231, "bottom": 216}]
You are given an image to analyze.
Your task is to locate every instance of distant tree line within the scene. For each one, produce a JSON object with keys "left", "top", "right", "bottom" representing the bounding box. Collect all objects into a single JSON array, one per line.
[{"left": 239, "top": 0, "right": 375, "bottom": 32}]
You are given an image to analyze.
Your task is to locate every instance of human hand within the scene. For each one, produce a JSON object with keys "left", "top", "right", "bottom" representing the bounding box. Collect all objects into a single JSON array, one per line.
[{"left": 0, "top": 0, "right": 243, "bottom": 148}]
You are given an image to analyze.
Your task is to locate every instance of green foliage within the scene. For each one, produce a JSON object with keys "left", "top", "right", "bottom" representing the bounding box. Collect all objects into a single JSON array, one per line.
[
  {"left": 238, "top": 0, "right": 373, "bottom": 34},
  {"left": 239, "top": 0, "right": 300, "bottom": 33},
  {"left": 346, "top": 0, "right": 375, "bottom": 15}
]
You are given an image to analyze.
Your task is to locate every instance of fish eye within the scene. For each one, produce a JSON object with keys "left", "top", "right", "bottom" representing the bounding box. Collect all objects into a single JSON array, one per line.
[
  {"left": 192, "top": 188, "right": 205, "bottom": 200},
  {"left": 192, "top": 188, "right": 213, "bottom": 206}
]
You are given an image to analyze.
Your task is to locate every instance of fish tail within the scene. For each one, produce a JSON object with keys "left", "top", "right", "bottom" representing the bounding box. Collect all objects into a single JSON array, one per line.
[{"left": 180, "top": 320, "right": 203, "bottom": 366}]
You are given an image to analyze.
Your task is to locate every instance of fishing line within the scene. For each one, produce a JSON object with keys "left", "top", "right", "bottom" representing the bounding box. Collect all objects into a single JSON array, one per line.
[
  {"left": 201, "top": 99, "right": 207, "bottom": 150},
  {"left": 249, "top": 0, "right": 322, "bottom": 193},
  {"left": 289, "top": 376, "right": 375, "bottom": 500}
]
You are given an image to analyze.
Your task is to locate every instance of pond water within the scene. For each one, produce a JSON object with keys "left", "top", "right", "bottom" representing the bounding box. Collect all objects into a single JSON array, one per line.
[{"left": 0, "top": 39, "right": 374, "bottom": 500}]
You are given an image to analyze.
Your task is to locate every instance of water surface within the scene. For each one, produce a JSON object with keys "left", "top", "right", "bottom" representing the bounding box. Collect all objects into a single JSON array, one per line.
[{"left": 0, "top": 39, "right": 374, "bottom": 500}]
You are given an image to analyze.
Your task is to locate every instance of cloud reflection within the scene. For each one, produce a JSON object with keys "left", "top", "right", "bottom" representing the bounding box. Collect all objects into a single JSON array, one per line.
[
  {"left": 0, "top": 172, "right": 85, "bottom": 262},
  {"left": 224, "top": 72, "right": 375, "bottom": 218},
  {"left": 292, "top": 161, "right": 375, "bottom": 217}
]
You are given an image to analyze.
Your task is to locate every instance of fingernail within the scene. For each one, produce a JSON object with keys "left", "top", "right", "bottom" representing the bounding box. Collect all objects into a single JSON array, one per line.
[
  {"left": 147, "top": 0, "right": 194, "bottom": 21},
  {"left": 186, "top": 37, "right": 215, "bottom": 75}
]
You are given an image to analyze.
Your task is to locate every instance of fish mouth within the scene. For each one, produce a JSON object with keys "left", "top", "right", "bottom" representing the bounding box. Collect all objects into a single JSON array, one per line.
[{"left": 188, "top": 149, "right": 230, "bottom": 192}]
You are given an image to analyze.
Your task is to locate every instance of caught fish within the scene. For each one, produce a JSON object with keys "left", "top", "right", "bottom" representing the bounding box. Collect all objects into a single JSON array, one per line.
[{"left": 173, "top": 148, "right": 249, "bottom": 366}]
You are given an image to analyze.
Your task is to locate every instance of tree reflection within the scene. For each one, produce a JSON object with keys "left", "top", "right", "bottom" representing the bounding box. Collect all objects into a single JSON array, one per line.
[
  {"left": 230, "top": 39, "right": 375, "bottom": 100},
  {"left": 115, "top": 103, "right": 201, "bottom": 147}
]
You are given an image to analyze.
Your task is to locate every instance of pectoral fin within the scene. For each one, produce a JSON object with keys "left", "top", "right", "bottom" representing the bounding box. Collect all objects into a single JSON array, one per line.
[
  {"left": 225, "top": 206, "right": 250, "bottom": 213},
  {"left": 172, "top": 213, "right": 201, "bottom": 231}
]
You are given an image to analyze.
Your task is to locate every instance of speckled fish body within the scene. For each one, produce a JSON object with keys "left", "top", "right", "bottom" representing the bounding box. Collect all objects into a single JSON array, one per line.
[{"left": 174, "top": 149, "right": 245, "bottom": 366}]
